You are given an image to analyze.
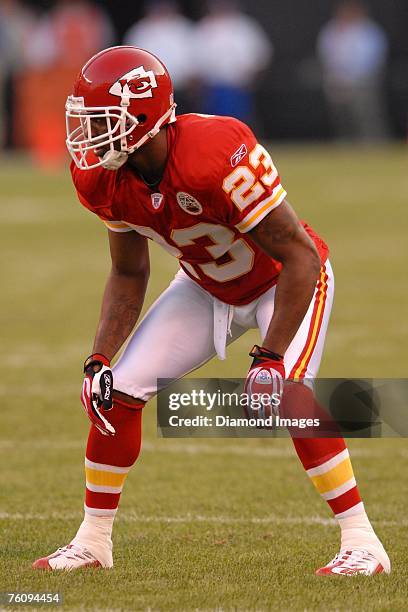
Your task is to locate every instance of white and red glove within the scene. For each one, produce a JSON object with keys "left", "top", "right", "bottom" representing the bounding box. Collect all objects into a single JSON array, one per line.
[
  {"left": 81, "top": 353, "right": 115, "bottom": 436},
  {"left": 244, "top": 345, "right": 285, "bottom": 419}
]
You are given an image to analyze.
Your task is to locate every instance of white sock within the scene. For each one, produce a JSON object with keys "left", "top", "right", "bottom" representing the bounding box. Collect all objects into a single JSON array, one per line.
[
  {"left": 338, "top": 510, "right": 390, "bottom": 571},
  {"left": 71, "top": 513, "right": 114, "bottom": 567}
]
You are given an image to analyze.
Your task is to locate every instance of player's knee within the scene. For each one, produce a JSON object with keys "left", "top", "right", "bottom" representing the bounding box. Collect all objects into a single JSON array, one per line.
[
  {"left": 281, "top": 381, "right": 314, "bottom": 419},
  {"left": 106, "top": 396, "right": 143, "bottom": 464}
]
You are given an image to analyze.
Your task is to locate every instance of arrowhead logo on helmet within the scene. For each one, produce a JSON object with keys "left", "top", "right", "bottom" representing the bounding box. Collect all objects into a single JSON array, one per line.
[{"left": 109, "top": 66, "right": 158, "bottom": 100}]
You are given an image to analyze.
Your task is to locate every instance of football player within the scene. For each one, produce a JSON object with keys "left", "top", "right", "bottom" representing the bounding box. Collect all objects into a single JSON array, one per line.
[{"left": 33, "top": 46, "right": 390, "bottom": 576}]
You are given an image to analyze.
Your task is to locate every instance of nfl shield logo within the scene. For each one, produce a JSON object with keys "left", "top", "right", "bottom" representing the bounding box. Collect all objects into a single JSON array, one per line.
[{"left": 151, "top": 193, "right": 164, "bottom": 210}]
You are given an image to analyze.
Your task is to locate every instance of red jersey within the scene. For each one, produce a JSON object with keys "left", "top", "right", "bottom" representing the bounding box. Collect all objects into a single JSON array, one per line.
[{"left": 71, "top": 114, "right": 328, "bottom": 306}]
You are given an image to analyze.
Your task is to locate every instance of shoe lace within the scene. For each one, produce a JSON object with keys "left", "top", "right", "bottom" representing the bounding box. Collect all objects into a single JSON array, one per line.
[
  {"left": 55, "top": 544, "right": 96, "bottom": 561},
  {"left": 332, "top": 549, "right": 374, "bottom": 570}
]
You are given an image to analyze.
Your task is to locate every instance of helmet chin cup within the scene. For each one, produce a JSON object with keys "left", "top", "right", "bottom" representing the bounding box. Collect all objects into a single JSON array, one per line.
[{"left": 101, "top": 150, "right": 129, "bottom": 170}]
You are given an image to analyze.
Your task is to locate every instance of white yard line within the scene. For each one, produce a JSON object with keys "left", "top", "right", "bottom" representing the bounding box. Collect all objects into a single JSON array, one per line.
[
  {"left": 0, "top": 439, "right": 381, "bottom": 458},
  {"left": 0, "top": 511, "right": 403, "bottom": 528},
  {"left": 143, "top": 441, "right": 296, "bottom": 457}
]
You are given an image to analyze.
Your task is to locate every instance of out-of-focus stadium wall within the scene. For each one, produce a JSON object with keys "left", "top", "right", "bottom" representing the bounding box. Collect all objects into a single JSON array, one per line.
[
  {"left": 247, "top": 0, "right": 408, "bottom": 139},
  {"left": 23, "top": 0, "right": 408, "bottom": 139},
  {"left": 94, "top": 0, "right": 408, "bottom": 139}
]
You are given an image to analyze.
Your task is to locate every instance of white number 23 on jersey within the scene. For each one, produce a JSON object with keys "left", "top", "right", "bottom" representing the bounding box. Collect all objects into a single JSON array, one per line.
[{"left": 222, "top": 144, "right": 278, "bottom": 211}]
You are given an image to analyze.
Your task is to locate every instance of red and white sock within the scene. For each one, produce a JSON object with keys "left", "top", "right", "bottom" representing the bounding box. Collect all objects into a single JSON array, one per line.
[
  {"left": 292, "top": 436, "right": 389, "bottom": 568},
  {"left": 293, "top": 438, "right": 363, "bottom": 518},
  {"left": 71, "top": 397, "right": 143, "bottom": 563}
]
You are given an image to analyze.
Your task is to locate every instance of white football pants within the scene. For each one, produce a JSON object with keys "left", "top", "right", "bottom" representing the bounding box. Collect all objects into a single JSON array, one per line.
[{"left": 113, "top": 261, "right": 334, "bottom": 401}]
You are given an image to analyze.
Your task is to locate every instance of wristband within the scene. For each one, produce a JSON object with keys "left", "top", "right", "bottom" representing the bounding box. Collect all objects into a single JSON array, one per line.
[
  {"left": 249, "top": 345, "right": 283, "bottom": 362},
  {"left": 84, "top": 353, "right": 110, "bottom": 373}
]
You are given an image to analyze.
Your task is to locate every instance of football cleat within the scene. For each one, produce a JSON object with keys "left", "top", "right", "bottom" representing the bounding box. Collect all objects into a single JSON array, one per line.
[
  {"left": 32, "top": 543, "right": 111, "bottom": 571},
  {"left": 315, "top": 549, "right": 390, "bottom": 576}
]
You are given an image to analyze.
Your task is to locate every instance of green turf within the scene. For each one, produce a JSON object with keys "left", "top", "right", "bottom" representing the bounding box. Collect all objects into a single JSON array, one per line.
[{"left": 1, "top": 146, "right": 407, "bottom": 611}]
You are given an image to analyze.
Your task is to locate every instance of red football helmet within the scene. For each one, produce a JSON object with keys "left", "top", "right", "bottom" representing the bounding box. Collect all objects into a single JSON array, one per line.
[{"left": 66, "top": 46, "right": 176, "bottom": 170}]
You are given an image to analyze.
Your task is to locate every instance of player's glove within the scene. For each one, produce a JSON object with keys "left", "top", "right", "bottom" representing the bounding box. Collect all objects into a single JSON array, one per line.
[
  {"left": 81, "top": 353, "right": 115, "bottom": 436},
  {"left": 244, "top": 345, "right": 285, "bottom": 419}
]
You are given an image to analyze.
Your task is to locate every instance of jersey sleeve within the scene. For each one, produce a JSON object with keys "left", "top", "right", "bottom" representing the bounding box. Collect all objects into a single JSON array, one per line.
[
  {"left": 212, "top": 121, "right": 287, "bottom": 232},
  {"left": 70, "top": 161, "right": 133, "bottom": 233},
  {"left": 75, "top": 188, "right": 133, "bottom": 233},
  {"left": 100, "top": 219, "right": 133, "bottom": 233}
]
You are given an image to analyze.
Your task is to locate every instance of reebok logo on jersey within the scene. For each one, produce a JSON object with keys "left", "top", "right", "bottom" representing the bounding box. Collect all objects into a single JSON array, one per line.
[
  {"left": 230, "top": 143, "right": 248, "bottom": 167},
  {"left": 151, "top": 193, "right": 164, "bottom": 210}
]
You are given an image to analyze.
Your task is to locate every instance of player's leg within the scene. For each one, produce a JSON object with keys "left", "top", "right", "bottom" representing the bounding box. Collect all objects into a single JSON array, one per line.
[
  {"left": 256, "top": 261, "right": 390, "bottom": 576},
  {"left": 33, "top": 396, "right": 142, "bottom": 570},
  {"left": 33, "top": 271, "right": 244, "bottom": 570}
]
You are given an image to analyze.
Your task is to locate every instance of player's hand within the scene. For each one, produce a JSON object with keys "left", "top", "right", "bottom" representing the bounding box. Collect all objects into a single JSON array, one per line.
[
  {"left": 244, "top": 345, "right": 285, "bottom": 419},
  {"left": 81, "top": 353, "right": 115, "bottom": 436}
]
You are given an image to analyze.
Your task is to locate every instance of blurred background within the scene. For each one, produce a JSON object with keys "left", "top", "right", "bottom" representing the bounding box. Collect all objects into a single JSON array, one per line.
[{"left": 0, "top": 0, "right": 408, "bottom": 167}]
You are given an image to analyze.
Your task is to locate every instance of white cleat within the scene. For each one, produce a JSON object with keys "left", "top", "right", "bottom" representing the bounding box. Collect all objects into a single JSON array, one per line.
[
  {"left": 316, "top": 549, "right": 391, "bottom": 576},
  {"left": 32, "top": 543, "right": 112, "bottom": 571}
]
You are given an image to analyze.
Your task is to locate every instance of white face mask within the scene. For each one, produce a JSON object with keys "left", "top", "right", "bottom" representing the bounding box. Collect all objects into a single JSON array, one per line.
[{"left": 65, "top": 95, "right": 177, "bottom": 171}]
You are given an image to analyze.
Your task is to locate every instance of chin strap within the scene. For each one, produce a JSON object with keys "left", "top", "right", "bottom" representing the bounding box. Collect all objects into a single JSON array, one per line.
[
  {"left": 127, "top": 103, "right": 177, "bottom": 155},
  {"left": 100, "top": 103, "right": 177, "bottom": 171}
]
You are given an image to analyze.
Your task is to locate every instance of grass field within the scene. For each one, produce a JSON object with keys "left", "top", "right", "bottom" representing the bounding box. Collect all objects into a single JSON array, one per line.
[{"left": 1, "top": 145, "right": 408, "bottom": 611}]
